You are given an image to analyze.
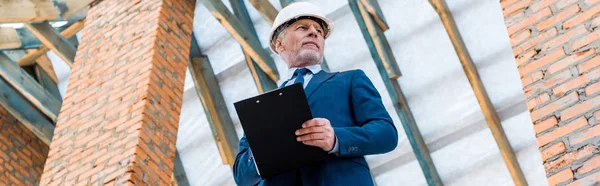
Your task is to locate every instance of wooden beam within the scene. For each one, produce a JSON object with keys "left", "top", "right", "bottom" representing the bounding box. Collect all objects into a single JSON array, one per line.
[
  {"left": 0, "top": 27, "right": 21, "bottom": 49},
  {"left": 53, "top": 0, "right": 95, "bottom": 20},
  {"left": 21, "top": 49, "right": 58, "bottom": 84},
  {"left": 0, "top": 73, "right": 55, "bottom": 145},
  {"left": 247, "top": 0, "right": 279, "bottom": 26},
  {"left": 349, "top": 0, "right": 442, "bottom": 185},
  {"left": 68, "top": 34, "right": 79, "bottom": 49},
  {"left": 2, "top": 50, "right": 28, "bottom": 62},
  {"left": 359, "top": 0, "right": 389, "bottom": 31},
  {"left": 35, "top": 59, "right": 62, "bottom": 99},
  {"left": 25, "top": 21, "right": 77, "bottom": 67},
  {"left": 10, "top": 27, "right": 42, "bottom": 50},
  {"left": 0, "top": 53, "right": 61, "bottom": 122},
  {"left": 16, "top": 47, "right": 48, "bottom": 67},
  {"left": 0, "top": 0, "right": 58, "bottom": 22},
  {"left": 390, "top": 82, "right": 442, "bottom": 186},
  {"left": 0, "top": 0, "right": 94, "bottom": 23},
  {"left": 17, "top": 19, "right": 84, "bottom": 67},
  {"left": 428, "top": 0, "right": 528, "bottom": 185},
  {"left": 28, "top": 50, "right": 59, "bottom": 83},
  {"left": 189, "top": 56, "right": 240, "bottom": 166},
  {"left": 4, "top": 49, "right": 60, "bottom": 96},
  {"left": 355, "top": 0, "right": 401, "bottom": 79},
  {"left": 279, "top": 0, "right": 294, "bottom": 7},
  {"left": 1, "top": 25, "right": 73, "bottom": 50},
  {"left": 230, "top": 0, "right": 277, "bottom": 93},
  {"left": 171, "top": 151, "right": 191, "bottom": 186},
  {"left": 200, "top": 0, "right": 279, "bottom": 82},
  {"left": 189, "top": 33, "right": 239, "bottom": 166}
]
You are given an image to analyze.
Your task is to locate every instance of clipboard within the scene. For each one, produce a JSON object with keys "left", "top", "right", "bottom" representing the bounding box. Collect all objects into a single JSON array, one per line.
[{"left": 234, "top": 83, "right": 328, "bottom": 179}]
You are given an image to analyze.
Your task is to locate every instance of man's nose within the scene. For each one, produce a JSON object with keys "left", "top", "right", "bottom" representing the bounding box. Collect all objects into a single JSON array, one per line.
[{"left": 306, "top": 25, "right": 319, "bottom": 38}]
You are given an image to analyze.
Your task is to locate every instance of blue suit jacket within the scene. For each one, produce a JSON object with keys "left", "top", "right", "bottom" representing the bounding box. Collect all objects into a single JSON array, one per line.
[{"left": 233, "top": 69, "right": 398, "bottom": 186}]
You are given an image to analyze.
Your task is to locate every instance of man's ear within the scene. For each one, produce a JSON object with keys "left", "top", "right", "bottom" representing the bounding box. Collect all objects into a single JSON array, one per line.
[{"left": 275, "top": 39, "right": 285, "bottom": 53}]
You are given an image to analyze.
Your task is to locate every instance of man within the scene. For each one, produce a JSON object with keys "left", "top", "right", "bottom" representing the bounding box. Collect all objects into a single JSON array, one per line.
[{"left": 233, "top": 2, "right": 398, "bottom": 186}]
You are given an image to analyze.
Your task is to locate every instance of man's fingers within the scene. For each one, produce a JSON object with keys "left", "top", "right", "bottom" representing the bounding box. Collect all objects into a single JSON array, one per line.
[
  {"left": 296, "top": 132, "right": 329, "bottom": 141},
  {"left": 301, "top": 139, "right": 328, "bottom": 149},
  {"left": 302, "top": 118, "right": 328, "bottom": 128},
  {"left": 295, "top": 126, "right": 327, "bottom": 135}
]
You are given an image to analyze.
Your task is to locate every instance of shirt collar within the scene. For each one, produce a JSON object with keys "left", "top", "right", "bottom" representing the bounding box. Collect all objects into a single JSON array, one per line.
[{"left": 285, "top": 63, "right": 322, "bottom": 81}]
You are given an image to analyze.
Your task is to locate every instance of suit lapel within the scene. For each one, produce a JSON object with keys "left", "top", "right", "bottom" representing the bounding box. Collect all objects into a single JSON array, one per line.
[{"left": 304, "top": 71, "right": 337, "bottom": 98}]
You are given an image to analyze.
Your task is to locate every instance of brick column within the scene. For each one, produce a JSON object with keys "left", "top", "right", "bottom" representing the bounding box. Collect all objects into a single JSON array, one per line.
[
  {"left": 501, "top": 0, "right": 600, "bottom": 185},
  {"left": 39, "top": 0, "right": 194, "bottom": 185},
  {"left": 0, "top": 106, "right": 49, "bottom": 185}
]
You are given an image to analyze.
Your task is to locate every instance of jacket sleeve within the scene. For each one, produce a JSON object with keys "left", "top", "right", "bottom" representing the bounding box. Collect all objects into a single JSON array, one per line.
[
  {"left": 334, "top": 70, "right": 399, "bottom": 157},
  {"left": 232, "top": 135, "right": 261, "bottom": 186}
]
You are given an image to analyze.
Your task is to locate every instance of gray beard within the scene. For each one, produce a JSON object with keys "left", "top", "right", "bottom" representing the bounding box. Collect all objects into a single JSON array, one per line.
[{"left": 283, "top": 50, "right": 322, "bottom": 67}]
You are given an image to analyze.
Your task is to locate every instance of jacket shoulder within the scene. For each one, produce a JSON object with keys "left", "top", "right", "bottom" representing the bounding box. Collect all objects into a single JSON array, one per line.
[{"left": 334, "top": 69, "right": 366, "bottom": 78}]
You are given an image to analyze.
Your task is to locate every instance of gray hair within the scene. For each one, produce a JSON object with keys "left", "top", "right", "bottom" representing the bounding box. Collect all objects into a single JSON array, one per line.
[{"left": 275, "top": 23, "right": 290, "bottom": 40}]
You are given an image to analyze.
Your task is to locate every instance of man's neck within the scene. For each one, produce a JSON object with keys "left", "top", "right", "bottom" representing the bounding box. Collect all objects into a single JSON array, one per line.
[
  {"left": 287, "top": 61, "right": 321, "bottom": 69},
  {"left": 285, "top": 63, "right": 322, "bottom": 82}
]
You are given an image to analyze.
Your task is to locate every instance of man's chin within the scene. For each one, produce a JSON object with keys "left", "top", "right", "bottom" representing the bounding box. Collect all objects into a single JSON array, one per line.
[
  {"left": 299, "top": 48, "right": 320, "bottom": 53},
  {"left": 297, "top": 52, "right": 322, "bottom": 64},
  {"left": 299, "top": 49, "right": 321, "bottom": 57}
]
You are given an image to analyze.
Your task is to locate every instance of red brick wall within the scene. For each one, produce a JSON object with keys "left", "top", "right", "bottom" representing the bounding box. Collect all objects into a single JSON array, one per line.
[
  {"left": 0, "top": 105, "right": 49, "bottom": 185},
  {"left": 501, "top": 0, "right": 600, "bottom": 185},
  {"left": 39, "top": 0, "right": 194, "bottom": 185}
]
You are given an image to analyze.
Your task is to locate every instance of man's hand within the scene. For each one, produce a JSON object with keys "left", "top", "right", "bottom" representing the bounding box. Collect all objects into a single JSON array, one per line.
[{"left": 295, "top": 118, "right": 335, "bottom": 152}]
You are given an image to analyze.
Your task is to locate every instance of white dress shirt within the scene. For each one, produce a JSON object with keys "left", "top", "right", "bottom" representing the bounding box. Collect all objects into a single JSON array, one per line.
[{"left": 281, "top": 63, "right": 322, "bottom": 88}]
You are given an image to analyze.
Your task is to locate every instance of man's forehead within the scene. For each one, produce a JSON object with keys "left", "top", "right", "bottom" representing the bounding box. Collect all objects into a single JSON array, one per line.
[{"left": 289, "top": 19, "right": 323, "bottom": 29}]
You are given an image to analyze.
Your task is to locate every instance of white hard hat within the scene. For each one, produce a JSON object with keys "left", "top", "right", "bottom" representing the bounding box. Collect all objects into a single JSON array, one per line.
[{"left": 269, "top": 2, "right": 334, "bottom": 54}]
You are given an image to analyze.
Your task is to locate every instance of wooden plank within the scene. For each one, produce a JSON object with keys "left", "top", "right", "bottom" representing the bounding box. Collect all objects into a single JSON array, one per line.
[
  {"left": 171, "top": 151, "right": 191, "bottom": 186},
  {"left": 189, "top": 56, "right": 240, "bottom": 166},
  {"left": 2, "top": 25, "right": 73, "bottom": 50},
  {"left": 356, "top": 0, "right": 401, "bottom": 79},
  {"left": 0, "top": 0, "right": 58, "bottom": 22},
  {"left": 359, "top": 0, "right": 389, "bottom": 31},
  {"left": 28, "top": 50, "right": 59, "bottom": 83},
  {"left": 13, "top": 27, "right": 44, "bottom": 50},
  {"left": 53, "top": 0, "right": 94, "bottom": 19},
  {"left": 230, "top": 0, "right": 277, "bottom": 93},
  {"left": 17, "top": 19, "right": 84, "bottom": 67},
  {"left": 0, "top": 53, "right": 61, "bottom": 122},
  {"left": 243, "top": 52, "right": 277, "bottom": 93},
  {"left": 3, "top": 49, "right": 60, "bottom": 95},
  {"left": 279, "top": 0, "right": 294, "bottom": 7},
  {"left": 16, "top": 47, "right": 49, "bottom": 67},
  {"left": 0, "top": 0, "right": 92, "bottom": 22},
  {"left": 35, "top": 62, "right": 62, "bottom": 100},
  {"left": 247, "top": 0, "right": 279, "bottom": 26},
  {"left": 428, "top": 0, "right": 528, "bottom": 185},
  {"left": 348, "top": 0, "right": 442, "bottom": 185},
  {"left": 0, "top": 76, "right": 54, "bottom": 145},
  {"left": 25, "top": 21, "right": 77, "bottom": 68},
  {"left": 2, "top": 50, "right": 28, "bottom": 62},
  {"left": 189, "top": 33, "right": 239, "bottom": 165},
  {"left": 68, "top": 35, "right": 79, "bottom": 49},
  {"left": 200, "top": 0, "right": 280, "bottom": 82},
  {"left": 0, "top": 27, "right": 21, "bottom": 49}
]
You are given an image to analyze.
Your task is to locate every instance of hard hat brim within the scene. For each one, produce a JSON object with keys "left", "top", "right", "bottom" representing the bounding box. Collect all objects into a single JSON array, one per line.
[{"left": 268, "top": 14, "right": 334, "bottom": 55}]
